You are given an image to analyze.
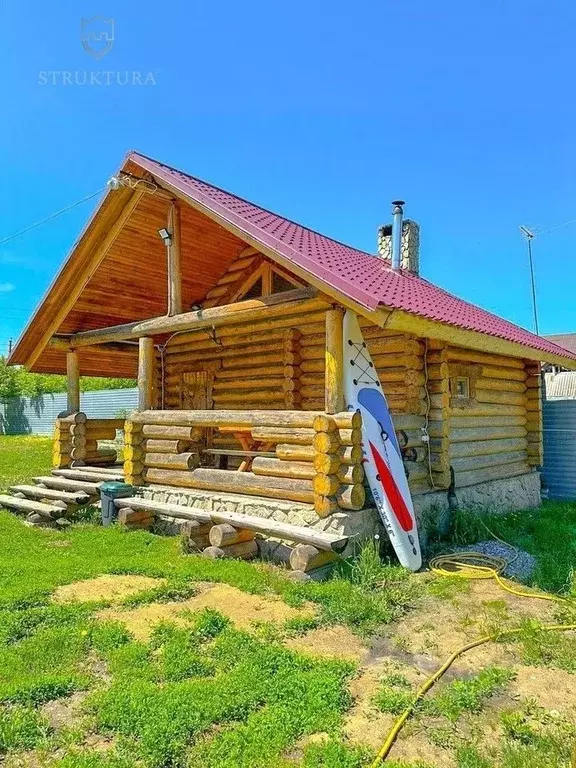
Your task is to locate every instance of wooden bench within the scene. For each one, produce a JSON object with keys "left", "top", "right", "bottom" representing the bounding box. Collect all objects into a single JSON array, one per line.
[{"left": 209, "top": 427, "right": 275, "bottom": 470}]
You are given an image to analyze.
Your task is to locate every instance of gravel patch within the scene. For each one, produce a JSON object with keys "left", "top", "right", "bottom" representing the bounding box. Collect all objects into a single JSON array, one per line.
[{"left": 456, "top": 540, "right": 536, "bottom": 582}]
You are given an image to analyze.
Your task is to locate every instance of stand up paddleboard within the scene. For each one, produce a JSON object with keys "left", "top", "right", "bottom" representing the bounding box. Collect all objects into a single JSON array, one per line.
[{"left": 343, "top": 310, "right": 422, "bottom": 571}]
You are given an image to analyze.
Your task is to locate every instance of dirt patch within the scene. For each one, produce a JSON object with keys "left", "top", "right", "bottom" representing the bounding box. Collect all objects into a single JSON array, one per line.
[
  {"left": 510, "top": 665, "right": 576, "bottom": 713},
  {"left": 53, "top": 574, "right": 164, "bottom": 603},
  {"left": 98, "top": 583, "right": 313, "bottom": 641},
  {"left": 286, "top": 626, "right": 367, "bottom": 661},
  {"left": 40, "top": 691, "right": 88, "bottom": 730}
]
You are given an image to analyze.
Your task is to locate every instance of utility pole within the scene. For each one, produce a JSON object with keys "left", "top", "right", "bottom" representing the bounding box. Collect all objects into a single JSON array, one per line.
[{"left": 520, "top": 226, "right": 539, "bottom": 335}]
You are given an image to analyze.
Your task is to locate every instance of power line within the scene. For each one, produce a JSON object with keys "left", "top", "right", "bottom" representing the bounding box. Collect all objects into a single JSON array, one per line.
[{"left": 0, "top": 188, "right": 105, "bottom": 246}]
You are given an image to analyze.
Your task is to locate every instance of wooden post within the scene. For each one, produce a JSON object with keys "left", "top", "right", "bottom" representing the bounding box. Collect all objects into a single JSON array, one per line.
[
  {"left": 167, "top": 203, "right": 182, "bottom": 316},
  {"left": 325, "top": 307, "right": 344, "bottom": 414},
  {"left": 66, "top": 351, "right": 80, "bottom": 412},
  {"left": 138, "top": 337, "right": 155, "bottom": 411}
]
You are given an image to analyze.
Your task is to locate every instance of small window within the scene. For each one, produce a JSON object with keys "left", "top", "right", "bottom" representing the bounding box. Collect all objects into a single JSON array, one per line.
[{"left": 455, "top": 377, "right": 470, "bottom": 399}]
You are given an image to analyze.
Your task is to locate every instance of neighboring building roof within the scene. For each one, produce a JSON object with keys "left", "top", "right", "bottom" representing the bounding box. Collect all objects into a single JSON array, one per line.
[
  {"left": 131, "top": 152, "right": 576, "bottom": 363},
  {"left": 544, "top": 333, "right": 576, "bottom": 356}
]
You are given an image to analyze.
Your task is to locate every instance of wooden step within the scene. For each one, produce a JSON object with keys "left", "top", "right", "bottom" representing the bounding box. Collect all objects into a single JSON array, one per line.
[
  {"left": 0, "top": 494, "right": 64, "bottom": 518},
  {"left": 9, "top": 485, "right": 90, "bottom": 505},
  {"left": 34, "top": 476, "right": 101, "bottom": 495},
  {"left": 81, "top": 466, "right": 124, "bottom": 477},
  {"left": 114, "top": 497, "right": 348, "bottom": 552},
  {"left": 52, "top": 469, "right": 122, "bottom": 483}
]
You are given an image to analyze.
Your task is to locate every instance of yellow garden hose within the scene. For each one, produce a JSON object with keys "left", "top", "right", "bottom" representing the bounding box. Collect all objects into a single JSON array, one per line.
[{"left": 369, "top": 551, "right": 576, "bottom": 767}]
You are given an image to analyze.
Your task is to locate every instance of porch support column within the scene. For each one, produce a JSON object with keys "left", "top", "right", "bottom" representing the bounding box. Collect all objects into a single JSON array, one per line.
[
  {"left": 66, "top": 350, "right": 80, "bottom": 413},
  {"left": 167, "top": 203, "right": 182, "bottom": 316},
  {"left": 138, "top": 337, "right": 155, "bottom": 411},
  {"left": 325, "top": 306, "right": 344, "bottom": 414}
]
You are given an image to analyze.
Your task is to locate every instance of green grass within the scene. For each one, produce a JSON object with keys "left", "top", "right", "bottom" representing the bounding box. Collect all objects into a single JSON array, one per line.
[
  {"left": 374, "top": 666, "right": 514, "bottom": 722},
  {"left": 0, "top": 435, "right": 52, "bottom": 490}
]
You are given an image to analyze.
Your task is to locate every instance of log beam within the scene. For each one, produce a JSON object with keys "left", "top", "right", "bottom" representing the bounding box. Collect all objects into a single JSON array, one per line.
[
  {"left": 66, "top": 351, "right": 80, "bottom": 412},
  {"left": 167, "top": 202, "right": 182, "bottom": 316},
  {"left": 58, "top": 289, "right": 321, "bottom": 347},
  {"left": 325, "top": 307, "right": 344, "bottom": 414},
  {"left": 138, "top": 337, "right": 155, "bottom": 411}
]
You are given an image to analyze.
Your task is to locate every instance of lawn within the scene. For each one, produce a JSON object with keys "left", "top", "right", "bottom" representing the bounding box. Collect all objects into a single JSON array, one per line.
[{"left": 0, "top": 435, "right": 575, "bottom": 768}]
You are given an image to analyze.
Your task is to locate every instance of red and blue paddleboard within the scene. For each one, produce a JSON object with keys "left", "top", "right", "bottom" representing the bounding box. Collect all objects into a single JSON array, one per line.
[{"left": 343, "top": 311, "right": 421, "bottom": 571}]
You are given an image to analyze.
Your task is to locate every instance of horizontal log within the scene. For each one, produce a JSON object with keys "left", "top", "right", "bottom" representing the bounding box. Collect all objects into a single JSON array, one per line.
[
  {"left": 0, "top": 495, "right": 63, "bottom": 518},
  {"left": 479, "top": 365, "right": 526, "bottom": 382},
  {"left": 476, "top": 377, "right": 527, "bottom": 394},
  {"left": 289, "top": 544, "right": 339, "bottom": 572},
  {"left": 475, "top": 389, "right": 527, "bottom": 407},
  {"left": 367, "top": 337, "right": 424, "bottom": 356},
  {"left": 373, "top": 353, "right": 424, "bottom": 371},
  {"left": 144, "top": 452, "right": 200, "bottom": 470},
  {"left": 448, "top": 415, "right": 526, "bottom": 429},
  {"left": 144, "top": 439, "right": 192, "bottom": 454},
  {"left": 209, "top": 524, "right": 256, "bottom": 547},
  {"left": 114, "top": 497, "right": 348, "bottom": 551},
  {"left": 117, "top": 509, "right": 154, "bottom": 529},
  {"left": 33, "top": 476, "right": 101, "bottom": 495},
  {"left": 391, "top": 414, "right": 426, "bottom": 430},
  {"left": 124, "top": 460, "right": 145, "bottom": 475},
  {"left": 68, "top": 290, "right": 324, "bottom": 346},
  {"left": 252, "top": 457, "right": 315, "bottom": 480},
  {"left": 313, "top": 445, "right": 363, "bottom": 474},
  {"left": 212, "top": 390, "right": 287, "bottom": 404},
  {"left": 450, "top": 450, "right": 528, "bottom": 473},
  {"left": 314, "top": 495, "right": 339, "bottom": 517},
  {"left": 275, "top": 444, "right": 315, "bottom": 462},
  {"left": 81, "top": 453, "right": 118, "bottom": 466},
  {"left": 336, "top": 483, "right": 365, "bottom": 510},
  {"left": 167, "top": 310, "right": 327, "bottom": 346},
  {"left": 84, "top": 419, "right": 125, "bottom": 431},
  {"left": 449, "top": 437, "right": 528, "bottom": 458},
  {"left": 313, "top": 432, "right": 341, "bottom": 452},
  {"left": 312, "top": 412, "right": 361, "bottom": 430},
  {"left": 131, "top": 409, "right": 330, "bottom": 429},
  {"left": 212, "top": 377, "right": 284, "bottom": 392},
  {"left": 443, "top": 347, "right": 525, "bottom": 369},
  {"left": 337, "top": 463, "right": 365, "bottom": 484},
  {"left": 454, "top": 462, "right": 532, "bottom": 488},
  {"left": 215, "top": 365, "right": 285, "bottom": 380},
  {"left": 448, "top": 403, "right": 527, "bottom": 417},
  {"left": 56, "top": 412, "right": 87, "bottom": 424},
  {"left": 202, "top": 540, "right": 258, "bottom": 560},
  {"left": 143, "top": 467, "right": 315, "bottom": 504},
  {"left": 313, "top": 473, "right": 340, "bottom": 496},
  {"left": 450, "top": 426, "right": 527, "bottom": 442},
  {"left": 251, "top": 427, "right": 314, "bottom": 445},
  {"left": 338, "top": 428, "right": 362, "bottom": 446}
]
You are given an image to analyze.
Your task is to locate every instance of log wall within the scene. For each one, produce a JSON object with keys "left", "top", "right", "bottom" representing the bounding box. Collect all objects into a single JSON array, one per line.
[{"left": 426, "top": 344, "right": 534, "bottom": 489}]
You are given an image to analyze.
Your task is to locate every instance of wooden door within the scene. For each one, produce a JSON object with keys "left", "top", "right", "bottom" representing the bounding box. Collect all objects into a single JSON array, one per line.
[{"left": 180, "top": 371, "right": 214, "bottom": 410}]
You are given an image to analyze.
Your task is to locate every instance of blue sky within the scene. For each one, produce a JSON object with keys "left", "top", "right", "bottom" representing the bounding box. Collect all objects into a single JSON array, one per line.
[{"left": 1, "top": 0, "right": 576, "bottom": 358}]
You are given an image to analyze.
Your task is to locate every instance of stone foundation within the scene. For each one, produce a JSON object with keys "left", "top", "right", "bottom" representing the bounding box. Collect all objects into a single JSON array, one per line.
[
  {"left": 138, "top": 485, "right": 381, "bottom": 560},
  {"left": 139, "top": 471, "right": 540, "bottom": 561}
]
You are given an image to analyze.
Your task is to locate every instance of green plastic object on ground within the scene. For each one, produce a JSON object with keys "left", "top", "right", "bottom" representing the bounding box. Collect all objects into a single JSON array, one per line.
[{"left": 100, "top": 481, "right": 135, "bottom": 526}]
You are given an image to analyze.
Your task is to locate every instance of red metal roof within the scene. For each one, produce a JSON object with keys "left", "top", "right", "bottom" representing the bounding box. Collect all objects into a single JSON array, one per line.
[{"left": 130, "top": 152, "right": 576, "bottom": 362}]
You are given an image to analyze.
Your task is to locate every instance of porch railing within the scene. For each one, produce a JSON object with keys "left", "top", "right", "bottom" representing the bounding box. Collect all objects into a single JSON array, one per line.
[{"left": 124, "top": 409, "right": 365, "bottom": 517}]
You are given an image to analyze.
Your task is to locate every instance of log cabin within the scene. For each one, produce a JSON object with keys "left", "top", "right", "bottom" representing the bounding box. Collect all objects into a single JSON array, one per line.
[{"left": 8, "top": 151, "right": 576, "bottom": 550}]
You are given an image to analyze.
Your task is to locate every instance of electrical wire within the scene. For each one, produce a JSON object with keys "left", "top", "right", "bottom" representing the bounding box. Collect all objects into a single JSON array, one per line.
[
  {"left": 0, "top": 189, "right": 105, "bottom": 246},
  {"left": 369, "top": 549, "right": 576, "bottom": 766}
]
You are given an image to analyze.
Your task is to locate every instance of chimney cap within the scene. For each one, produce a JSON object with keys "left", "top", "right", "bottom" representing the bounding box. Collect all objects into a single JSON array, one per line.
[{"left": 392, "top": 200, "right": 405, "bottom": 208}]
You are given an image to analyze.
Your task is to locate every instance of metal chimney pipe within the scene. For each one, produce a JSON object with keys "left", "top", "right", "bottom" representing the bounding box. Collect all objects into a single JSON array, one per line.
[{"left": 391, "top": 200, "right": 405, "bottom": 271}]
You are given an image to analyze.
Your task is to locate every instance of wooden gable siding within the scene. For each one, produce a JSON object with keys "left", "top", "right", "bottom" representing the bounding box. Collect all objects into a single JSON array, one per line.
[{"left": 28, "top": 194, "right": 254, "bottom": 375}]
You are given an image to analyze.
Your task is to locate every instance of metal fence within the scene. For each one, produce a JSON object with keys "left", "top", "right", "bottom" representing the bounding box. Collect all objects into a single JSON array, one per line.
[
  {"left": 0, "top": 388, "right": 138, "bottom": 436},
  {"left": 542, "top": 399, "right": 576, "bottom": 501}
]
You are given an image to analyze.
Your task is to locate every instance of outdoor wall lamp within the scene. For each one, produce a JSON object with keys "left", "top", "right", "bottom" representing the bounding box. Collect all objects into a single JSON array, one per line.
[{"left": 158, "top": 227, "right": 172, "bottom": 246}]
